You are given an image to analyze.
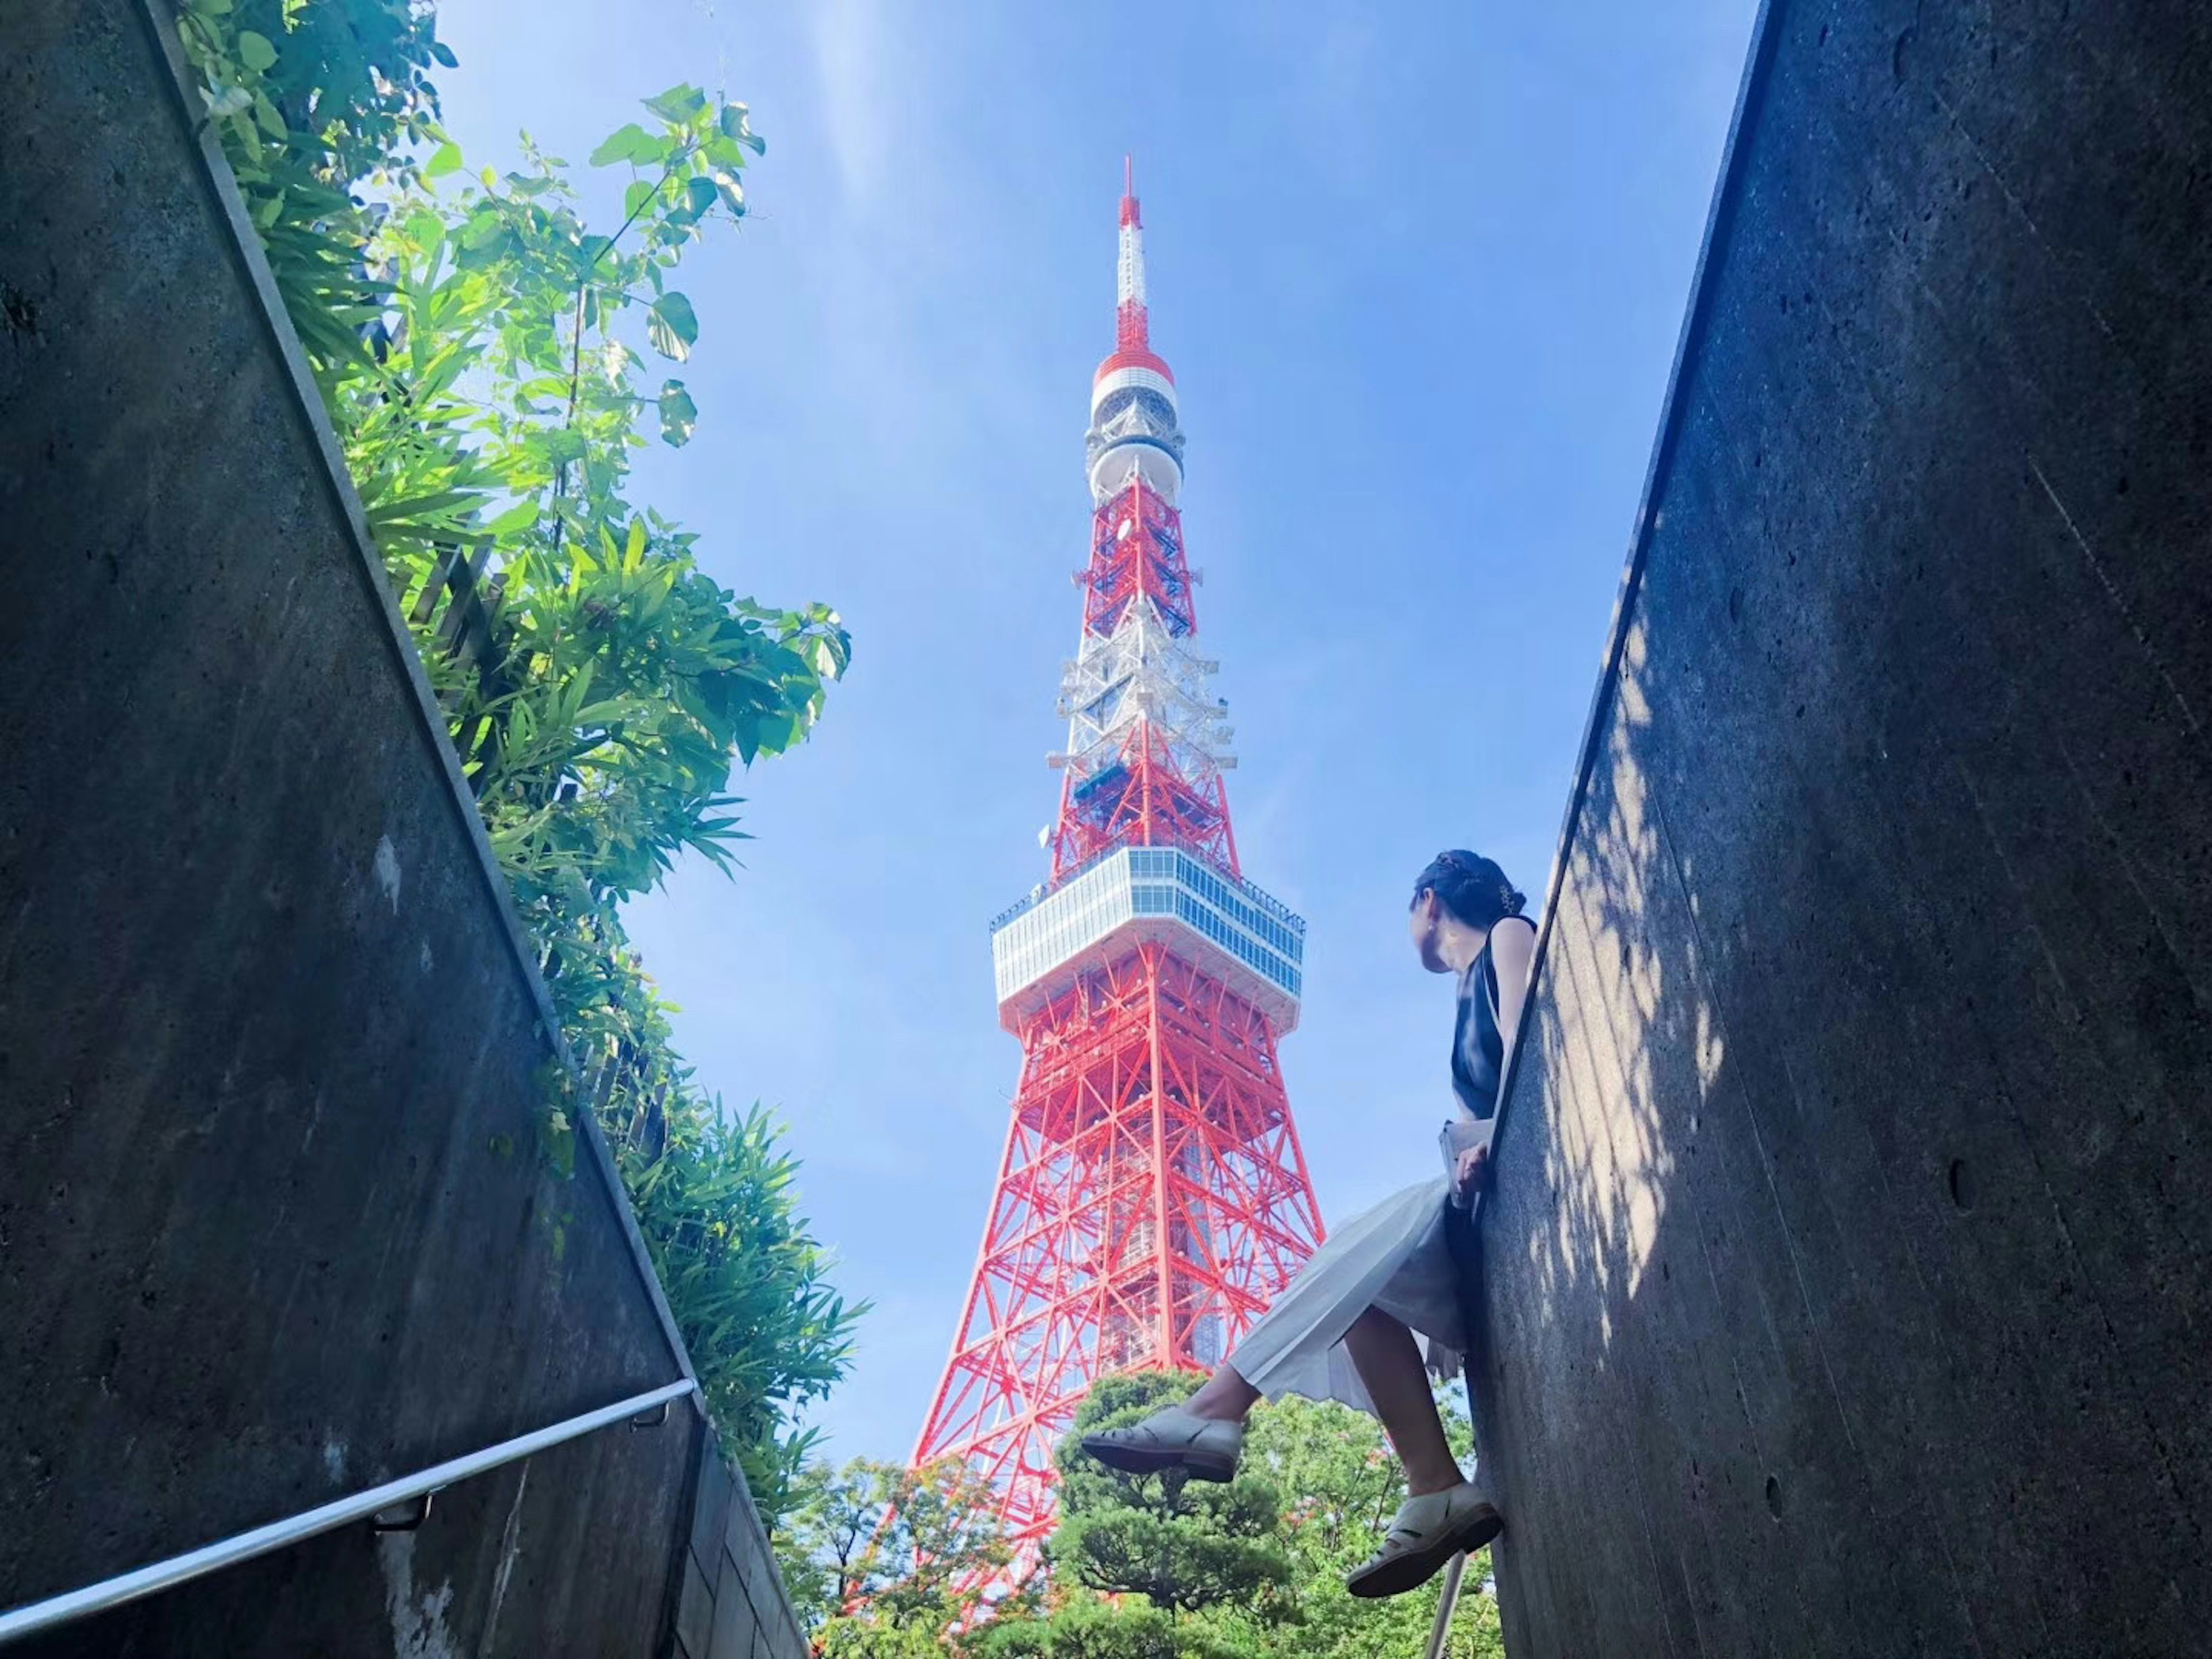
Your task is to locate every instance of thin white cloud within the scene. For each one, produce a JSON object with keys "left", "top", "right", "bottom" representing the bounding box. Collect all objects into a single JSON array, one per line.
[{"left": 810, "top": 0, "right": 892, "bottom": 201}]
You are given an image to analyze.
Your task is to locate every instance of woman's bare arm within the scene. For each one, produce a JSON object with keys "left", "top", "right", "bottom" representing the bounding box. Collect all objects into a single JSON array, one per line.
[
  {"left": 1452, "top": 915, "right": 1538, "bottom": 1199},
  {"left": 1490, "top": 915, "right": 1537, "bottom": 1086}
]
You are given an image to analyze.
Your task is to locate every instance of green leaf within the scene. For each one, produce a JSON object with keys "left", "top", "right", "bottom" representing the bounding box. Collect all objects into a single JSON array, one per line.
[
  {"left": 702, "top": 135, "right": 750, "bottom": 174},
  {"left": 235, "top": 29, "right": 277, "bottom": 71},
  {"left": 589, "top": 123, "right": 660, "bottom": 168},
  {"left": 623, "top": 177, "right": 656, "bottom": 222},
  {"left": 645, "top": 84, "right": 707, "bottom": 122},
  {"left": 424, "top": 140, "right": 463, "bottom": 180},
  {"left": 646, "top": 291, "right": 698, "bottom": 361},
  {"left": 429, "top": 40, "right": 459, "bottom": 69},
  {"left": 658, "top": 380, "right": 698, "bottom": 448},
  {"left": 486, "top": 499, "right": 541, "bottom": 537},
  {"left": 680, "top": 176, "right": 718, "bottom": 219},
  {"left": 710, "top": 170, "right": 745, "bottom": 217},
  {"left": 717, "top": 103, "right": 766, "bottom": 156},
  {"left": 459, "top": 208, "right": 506, "bottom": 249},
  {"left": 539, "top": 428, "right": 588, "bottom": 467}
]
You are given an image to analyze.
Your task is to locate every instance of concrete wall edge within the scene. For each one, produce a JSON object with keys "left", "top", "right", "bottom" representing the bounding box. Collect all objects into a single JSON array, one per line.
[{"left": 1485, "top": 0, "right": 1785, "bottom": 1173}]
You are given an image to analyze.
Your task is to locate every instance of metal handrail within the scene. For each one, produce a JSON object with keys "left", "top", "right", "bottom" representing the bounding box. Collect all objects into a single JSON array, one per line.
[
  {"left": 1421, "top": 1551, "right": 1469, "bottom": 1659},
  {"left": 0, "top": 1377, "right": 698, "bottom": 1646}
]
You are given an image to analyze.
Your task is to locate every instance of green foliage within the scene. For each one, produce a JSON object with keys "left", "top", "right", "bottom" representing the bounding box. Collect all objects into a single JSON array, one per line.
[
  {"left": 1229, "top": 1395, "right": 1505, "bottom": 1659},
  {"left": 973, "top": 1380, "right": 1501, "bottom": 1659},
  {"left": 957, "top": 1373, "right": 1289, "bottom": 1659},
  {"left": 976, "top": 1601, "right": 1249, "bottom": 1659},
  {"left": 1047, "top": 1373, "right": 1295, "bottom": 1618},
  {"left": 173, "top": 0, "right": 854, "bottom": 1527},
  {"left": 781, "top": 1457, "right": 1036, "bottom": 1654},
  {"left": 620, "top": 1103, "right": 860, "bottom": 1521}
]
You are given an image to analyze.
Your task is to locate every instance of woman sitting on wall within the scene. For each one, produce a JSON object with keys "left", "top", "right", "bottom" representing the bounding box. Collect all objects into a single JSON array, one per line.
[{"left": 1083, "top": 850, "right": 1536, "bottom": 1599}]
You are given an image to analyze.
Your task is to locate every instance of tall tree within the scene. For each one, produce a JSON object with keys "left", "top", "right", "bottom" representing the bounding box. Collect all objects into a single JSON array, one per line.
[
  {"left": 784, "top": 1457, "right": 1035, "bottom": 1656},
  {"left": 972, "top": 1371, "right": 1294, "bottom": 1659}
]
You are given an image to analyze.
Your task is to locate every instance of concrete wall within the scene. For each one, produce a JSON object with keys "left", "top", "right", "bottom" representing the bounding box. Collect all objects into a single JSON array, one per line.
[
  {"left": 0, "top": 3, "right": 804, "bottom": 1653},
  {"left": 673, "top": 1422, "right": 811, "bottom": 1659},
  {"left": 1471, "top": 2, "right": 2212, "bottom": 1654}
]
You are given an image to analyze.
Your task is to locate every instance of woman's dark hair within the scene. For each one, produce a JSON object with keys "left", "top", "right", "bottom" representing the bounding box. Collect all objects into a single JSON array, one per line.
[{"left": 1411, "top": 850, "right": 1527, "bottom": 929}]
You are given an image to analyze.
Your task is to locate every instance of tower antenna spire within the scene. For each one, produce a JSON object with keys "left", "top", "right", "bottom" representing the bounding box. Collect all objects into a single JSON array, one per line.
[{"left": 1114, "top": 159, "right": 1152, "bottom": 355}]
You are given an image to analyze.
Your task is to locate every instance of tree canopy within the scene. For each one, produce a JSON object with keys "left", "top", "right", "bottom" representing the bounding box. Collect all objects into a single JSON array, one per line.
[
  {"left": 787, "top": 1376, "right": 1503, "bottom": 1659},
  {"left": 784, "top": 1456, "right": 1040, "bottom": 1656}
]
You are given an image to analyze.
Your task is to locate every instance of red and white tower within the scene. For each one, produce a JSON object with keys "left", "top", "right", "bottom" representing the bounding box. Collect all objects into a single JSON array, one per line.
[{"left": 912, "top": 164, "right": 1325, "bottom": 1580}]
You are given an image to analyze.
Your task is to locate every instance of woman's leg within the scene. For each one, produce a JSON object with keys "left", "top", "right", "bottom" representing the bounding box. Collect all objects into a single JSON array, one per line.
[
  {"left": 1343, "top": 1306, "right": 1463, "bottom": 1496},
  {"left": 1182, "top": 1308, "right": 1463, "bottom": 1496},
  {"left": 1183, "top": 1365, "right": 1262, "bottom": 1422}
]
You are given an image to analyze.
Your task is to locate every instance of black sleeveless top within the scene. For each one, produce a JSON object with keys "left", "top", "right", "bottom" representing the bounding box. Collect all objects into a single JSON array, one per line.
[{"left": 1451, "top": 917, "right": 1535, "bottom": 1120}]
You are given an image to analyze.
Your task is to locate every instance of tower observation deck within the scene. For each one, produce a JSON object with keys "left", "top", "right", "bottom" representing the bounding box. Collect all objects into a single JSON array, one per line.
[{"left": 911, "top": 164, "right": 1325, "bottom": 1585}]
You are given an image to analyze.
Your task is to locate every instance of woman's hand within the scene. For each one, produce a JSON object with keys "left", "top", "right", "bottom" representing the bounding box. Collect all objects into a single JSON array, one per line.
[{"left": 1453, "top": 1142, "right": 1490, "bottom": 1202}]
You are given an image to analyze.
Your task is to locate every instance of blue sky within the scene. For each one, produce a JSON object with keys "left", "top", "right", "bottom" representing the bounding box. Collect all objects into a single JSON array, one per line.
[{"left": 435, "top": 0, "right": 1759, "bottom": 1463}]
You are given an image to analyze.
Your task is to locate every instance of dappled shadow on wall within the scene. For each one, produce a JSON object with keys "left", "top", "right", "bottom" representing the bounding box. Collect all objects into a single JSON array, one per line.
[{"left": 1504, "top": 616, "right": 1695, "bottom": 1362}]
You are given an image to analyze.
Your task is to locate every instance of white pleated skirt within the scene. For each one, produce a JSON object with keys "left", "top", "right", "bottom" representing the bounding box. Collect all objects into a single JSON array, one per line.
[{"left": 1225, "top": 1178, "right": 1466, "bottom": 1417}]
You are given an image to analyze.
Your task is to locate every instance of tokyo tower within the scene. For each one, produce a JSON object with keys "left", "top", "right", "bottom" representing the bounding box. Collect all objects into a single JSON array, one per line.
[{"left": 912, "top": 163, "right": 1325, "bottom": 1576}]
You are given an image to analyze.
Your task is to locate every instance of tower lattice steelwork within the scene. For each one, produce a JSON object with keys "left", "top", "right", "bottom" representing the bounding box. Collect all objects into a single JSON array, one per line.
[{"left": 911, "top": 164, "right": 1325, "bottom": 1581}]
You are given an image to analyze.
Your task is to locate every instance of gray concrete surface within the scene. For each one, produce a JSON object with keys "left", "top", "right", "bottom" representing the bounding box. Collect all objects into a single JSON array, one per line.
[
  {"left": 1471, "top": 1, "right": 2212, "bottom": 1653},
  {"left": 673, "top": 1419, "right": 810, "bottom": 1659},
  {"left": 0, "top": 3, "right": 802, "bottom": 1653}
]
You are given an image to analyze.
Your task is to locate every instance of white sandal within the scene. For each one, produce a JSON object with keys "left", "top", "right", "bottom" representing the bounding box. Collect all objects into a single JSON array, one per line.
[
  {"left": 1345, "top": 1475, "right": 1503, "bottom": 1598},
  {"left": 1080, "top": 1406, "right": 1244, "bottom": 1483}
]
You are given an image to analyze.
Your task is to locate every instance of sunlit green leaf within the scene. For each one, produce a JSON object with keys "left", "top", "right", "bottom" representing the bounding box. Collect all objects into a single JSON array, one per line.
[
  {"left": 486, "top": 499, "right": 540, "bottom": 537},
  {"left": 235, "top": 29, "right": 276, "bottom": 70},
  {"left": 644, "top": 83, "right": 707, "bottom": 122},
  {"left": 423, "top": 140, "right": 463, "bottom": 179},
  {"left": 646, "top": 291, "right": 698, "bottom": 361},
  {"left": 589, "top": 122, "right": 660, "bottom": 168}
]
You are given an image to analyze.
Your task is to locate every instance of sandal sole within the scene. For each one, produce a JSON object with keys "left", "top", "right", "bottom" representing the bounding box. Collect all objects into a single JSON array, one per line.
[
  {"left": 1080, "top": 1435, "right": 1238, "bottom": 1483},
  {"left": 1344, "top": 1510, "right": 1503, "bottom": 1600}
]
